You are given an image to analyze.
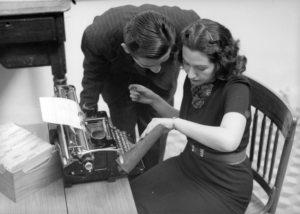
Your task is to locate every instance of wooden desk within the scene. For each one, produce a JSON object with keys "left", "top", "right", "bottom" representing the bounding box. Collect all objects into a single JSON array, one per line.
[
  {"left": 0, "top": 123, "right": 138, "bottom": 214},
  {"left": 0, "top": 178, "right": 138, "bottom": 214},
  {"left": 0, "top": 0, "right": 71, "bottom": 86}
]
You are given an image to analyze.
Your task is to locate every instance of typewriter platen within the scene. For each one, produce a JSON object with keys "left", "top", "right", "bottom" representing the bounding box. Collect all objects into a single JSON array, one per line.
[{"left": 49, "top": 85, "right": 144, "bottom": 187}]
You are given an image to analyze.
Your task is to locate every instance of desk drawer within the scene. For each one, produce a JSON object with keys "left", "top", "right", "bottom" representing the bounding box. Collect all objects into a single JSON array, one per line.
[{"left": 0, "top": 17, "right": 58, "bottom": 44}]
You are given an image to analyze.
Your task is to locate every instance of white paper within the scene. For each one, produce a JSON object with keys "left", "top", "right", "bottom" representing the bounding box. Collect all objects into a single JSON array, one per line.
[{"left": 39, "top": 97, "right": 83, "bottom": 129}]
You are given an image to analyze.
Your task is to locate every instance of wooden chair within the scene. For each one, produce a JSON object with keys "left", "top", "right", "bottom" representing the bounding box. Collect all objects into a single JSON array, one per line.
[{"left": 245, "top": 76, "right": 298, "bottom": 214}]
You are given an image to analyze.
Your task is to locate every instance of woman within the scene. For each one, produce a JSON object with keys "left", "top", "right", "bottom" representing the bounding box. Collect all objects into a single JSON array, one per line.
[{"left": 128, "top": 19, "right": 253, "bottom": 214}]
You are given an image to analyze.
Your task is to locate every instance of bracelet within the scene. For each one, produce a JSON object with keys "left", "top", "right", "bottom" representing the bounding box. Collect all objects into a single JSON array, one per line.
[{"left": 172, "top": 117, "right": 177, "bottom": 130}]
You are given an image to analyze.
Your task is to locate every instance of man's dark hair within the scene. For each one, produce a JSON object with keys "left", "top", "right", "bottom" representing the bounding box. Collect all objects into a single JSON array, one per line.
[{"left": 124, "top": 10, "right": 176, "bottom": 59}]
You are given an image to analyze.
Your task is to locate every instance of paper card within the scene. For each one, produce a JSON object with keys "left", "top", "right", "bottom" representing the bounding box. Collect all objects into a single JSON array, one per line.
[
  {"left": 0, "top": 122, "right": 54, "bottom": 172},
  {"left": 39, "top": 97, "right": 83, "bottom": 130}
]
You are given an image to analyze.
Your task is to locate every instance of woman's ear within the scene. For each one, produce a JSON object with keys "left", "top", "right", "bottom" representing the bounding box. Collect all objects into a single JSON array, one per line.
[{"left": 121, "top": 43, "right": 130, "bottom": 54}]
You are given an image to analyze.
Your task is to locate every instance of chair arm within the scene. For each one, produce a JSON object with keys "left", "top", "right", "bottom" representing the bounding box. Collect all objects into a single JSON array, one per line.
[{"left": 260, "top": 187, "right": 276, "bottom": 214}]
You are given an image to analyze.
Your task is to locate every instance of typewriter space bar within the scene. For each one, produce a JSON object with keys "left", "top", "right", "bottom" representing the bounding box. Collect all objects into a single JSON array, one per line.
[{"left": 78, "top": 147, "right": 122, "bottom": 156}]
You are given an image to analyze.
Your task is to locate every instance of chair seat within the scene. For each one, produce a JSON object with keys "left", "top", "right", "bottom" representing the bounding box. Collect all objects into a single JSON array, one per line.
[{"left": 245, "top": 193, "right": 265, "bottom": 214}]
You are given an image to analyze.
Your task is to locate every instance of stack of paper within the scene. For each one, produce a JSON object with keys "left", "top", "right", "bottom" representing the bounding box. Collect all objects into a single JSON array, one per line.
[{"left": 0, "top": 122, "right": 54, "bottom": 173}]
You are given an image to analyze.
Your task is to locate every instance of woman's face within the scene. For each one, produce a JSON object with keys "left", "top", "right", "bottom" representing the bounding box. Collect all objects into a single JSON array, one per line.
[{"left": 182, "top": 45, "right": 215, "bottom": 86}]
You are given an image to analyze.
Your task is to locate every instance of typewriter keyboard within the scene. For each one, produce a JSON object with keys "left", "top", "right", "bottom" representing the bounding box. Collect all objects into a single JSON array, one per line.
[{"left": 109, "top": 127, "right": 132, "bottom": 154}]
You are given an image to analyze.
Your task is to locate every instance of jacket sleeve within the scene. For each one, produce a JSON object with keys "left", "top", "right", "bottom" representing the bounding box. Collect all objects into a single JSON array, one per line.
[{"left": 79, "top": 30, "right": 111, "bottom": 108}]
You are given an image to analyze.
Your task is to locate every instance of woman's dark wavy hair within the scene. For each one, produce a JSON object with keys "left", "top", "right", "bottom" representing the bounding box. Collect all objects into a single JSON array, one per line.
[
  {"left": 179, "top": 19, "right": 247, "bottom": 79},
  {"left": 124, "top": 10, "right": 176, "bottom": 59}
]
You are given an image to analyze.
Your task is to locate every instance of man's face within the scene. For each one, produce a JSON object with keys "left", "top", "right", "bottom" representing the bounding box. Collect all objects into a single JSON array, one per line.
[{"left": 132, "top": 48, "right": 172, "bottom": 73}]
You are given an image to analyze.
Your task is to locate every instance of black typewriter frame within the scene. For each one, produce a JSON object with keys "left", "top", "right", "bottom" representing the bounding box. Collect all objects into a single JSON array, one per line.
[{"left": 48, "top": 112, "right": 144, "bottom": 188}]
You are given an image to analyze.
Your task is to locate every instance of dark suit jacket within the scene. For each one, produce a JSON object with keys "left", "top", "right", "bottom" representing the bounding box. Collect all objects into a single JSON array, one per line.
[{"left": 79, "top": 4, "right": 200, "bottom": 107}]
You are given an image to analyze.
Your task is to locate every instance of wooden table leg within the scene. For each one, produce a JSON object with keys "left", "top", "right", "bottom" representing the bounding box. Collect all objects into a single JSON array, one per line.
[{"left": 49, "top": 42, "right": 67, "bottom": 86}]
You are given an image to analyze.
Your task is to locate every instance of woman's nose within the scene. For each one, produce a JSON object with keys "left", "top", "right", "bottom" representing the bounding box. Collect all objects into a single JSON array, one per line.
[
  {"left": 187, "top": 67, "right": 197, "bottom": 79},
  {"left": 150, "top": 65, "right": 161, "bottom": 73}
]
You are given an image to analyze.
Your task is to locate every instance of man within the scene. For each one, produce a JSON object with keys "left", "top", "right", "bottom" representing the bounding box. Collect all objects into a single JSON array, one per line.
[{"left": 80, "top": 4, "right": 200, "bottom": 171}]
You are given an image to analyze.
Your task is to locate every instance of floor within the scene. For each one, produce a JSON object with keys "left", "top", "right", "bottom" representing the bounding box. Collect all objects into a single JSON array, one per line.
[{"left": 163, "top": 121, "right": 300, "bottom": 213}]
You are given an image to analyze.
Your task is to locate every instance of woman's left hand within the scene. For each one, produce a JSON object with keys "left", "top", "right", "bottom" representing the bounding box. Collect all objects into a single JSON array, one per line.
[
  {"left": 129, "top": 84, "right": 158, "bottom": 105},
  {"left": 140, "top": 118, "right": 174, "bottom": 139}
]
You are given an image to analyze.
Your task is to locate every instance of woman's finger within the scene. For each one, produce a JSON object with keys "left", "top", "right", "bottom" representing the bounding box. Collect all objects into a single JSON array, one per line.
[
  {"left": 141, "top": 119, "right": 158, "bottom": 138},
  {"left": 130, "top": 94, "right": 141, "bottom": 102},
  {"left": 129, "top": 84, "right": 147, "bottom": 93},
  {"left": 129, "top": 90, "right": 140, "bottom": 96},
  {"left": 129, "top": 84, "right": 142, "bottom": 91},
  {"left": 128, "top": 84, "right": 137, "bottom": 90}
]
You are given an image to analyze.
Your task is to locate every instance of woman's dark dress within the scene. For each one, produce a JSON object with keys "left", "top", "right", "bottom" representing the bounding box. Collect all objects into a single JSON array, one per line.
[{"left": 130, "top": 75, "right": 253, "bottom": 214}]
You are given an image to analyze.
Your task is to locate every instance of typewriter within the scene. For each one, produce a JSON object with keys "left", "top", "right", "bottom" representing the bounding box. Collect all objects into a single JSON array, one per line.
[{"left": 49, "top": 85, "right": 144, "bottom": 187}]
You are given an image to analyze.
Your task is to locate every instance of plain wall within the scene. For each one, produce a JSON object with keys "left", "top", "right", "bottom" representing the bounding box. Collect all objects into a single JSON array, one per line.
[{"left": 0, "top": 0, "right": 299, "bottom": 125}]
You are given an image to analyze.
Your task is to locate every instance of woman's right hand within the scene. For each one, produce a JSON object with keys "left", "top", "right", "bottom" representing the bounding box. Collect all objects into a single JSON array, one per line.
[{"left": 128, "top": 84, "right": 159, "bottom": 105}]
